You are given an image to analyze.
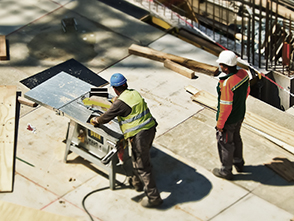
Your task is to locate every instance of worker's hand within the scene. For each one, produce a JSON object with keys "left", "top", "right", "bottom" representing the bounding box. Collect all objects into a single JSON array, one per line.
[
  {"left": 90, "top": 117, "right": 99, "bottom": 126},
  {"left": 111, "top": 96, "right": 118, "bottom": 103},
  {"left": 215, "top": 126, "right": 224, "bottom": 132}
]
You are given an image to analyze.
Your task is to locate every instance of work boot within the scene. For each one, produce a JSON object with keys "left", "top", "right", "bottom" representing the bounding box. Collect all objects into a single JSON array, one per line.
[
  {"left": 128, "top": 177, "right": 143, "bottom": 192},
  {"left": 141, "top": 197, "right": 163, "bottom": 208},
  {"left": 212, "top": 168, "right": 233, "bottom": 180},
  {"left": 233, "top": 160, "right": 245, "bottom": 172}
]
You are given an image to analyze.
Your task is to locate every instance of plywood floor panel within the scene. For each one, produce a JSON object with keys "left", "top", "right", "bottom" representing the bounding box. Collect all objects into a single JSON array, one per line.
[{"left": 0, "top": 85, "right": 17, "bottom": 192}]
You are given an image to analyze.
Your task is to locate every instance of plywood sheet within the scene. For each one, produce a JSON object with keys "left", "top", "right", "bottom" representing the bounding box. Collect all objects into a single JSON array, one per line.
[
  {"left": 0, "top": 200, "right": 78, "bottom": 221},
  {"left": 0, "top": 85, "right": 17, "bottom": 192}
]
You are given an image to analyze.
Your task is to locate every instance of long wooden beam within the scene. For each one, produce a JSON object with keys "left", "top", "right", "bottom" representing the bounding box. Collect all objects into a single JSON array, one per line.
[
  {"left": 129, "top": 44, "right": 219, "bottom": 76},
  {"left": 164, "top": 59, "right": 195, "bottom": 79},
  {"left": 0, "top": 85, "right": 17, "bottom": 192},
  {"left": 0, "top": 35, "right": 7, "bottom": 60}
]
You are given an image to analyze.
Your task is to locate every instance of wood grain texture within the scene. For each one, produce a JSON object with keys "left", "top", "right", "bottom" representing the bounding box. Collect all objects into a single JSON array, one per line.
[
  {"left": 0, "top": 35, "right": 7, "bottom": 60},
  {"left": 18, "top": 97, "right": 38, "bottom": 107},
  {"left": 129, "top": 44, "right": 219, "bottom": 76},
  {"left": 0, "top": 200, "right": 79, "bottom": 221},
  {"left": 164, "top": 59, "right": 195, "bottom": 79},
  {"left": 0, "top": 85, "right": 17, "bottom": 192}
]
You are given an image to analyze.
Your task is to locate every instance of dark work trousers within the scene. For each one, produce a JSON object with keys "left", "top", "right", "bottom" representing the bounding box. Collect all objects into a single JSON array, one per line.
[
  {"left": 130, "top": 126, "right": 161, "bottom": 202},
  {"left": 216, "top": 119, "right": 244, "bottom": 175}
]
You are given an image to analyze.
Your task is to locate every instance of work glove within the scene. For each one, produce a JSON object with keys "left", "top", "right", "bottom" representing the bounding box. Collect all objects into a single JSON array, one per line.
[
  {"left": 215, "top": 126, "right": 226, "bottom": 143},
  {"left": 90, "top": 117, "right": 99, "bottom": 126}
]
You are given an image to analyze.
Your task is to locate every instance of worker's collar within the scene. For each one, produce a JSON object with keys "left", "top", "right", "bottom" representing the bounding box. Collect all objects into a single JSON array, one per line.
[{"left": 218, "top": 72, "right": 235, "bottom": 80}]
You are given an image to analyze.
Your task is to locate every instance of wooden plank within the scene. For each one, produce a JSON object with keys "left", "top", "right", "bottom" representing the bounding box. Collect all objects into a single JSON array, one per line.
[
  {"left": 0, "top": 200, "right": 79, "bottom": 221},
  {"left": 164, "top": 59, "right": 195, "bottom": 79},
  {"left": 128, "top": 44, "right": 219, "bottom": 76},
  {"left": 265, "top": 157, "right": 294, "bottom": 182},
  {"left": 178, "top": 29, "right": 223, "bottom": 57},
  {"left": 0, "top": 85, "right": 17, "bottom": 192},
  {"left": 18, "top": 97, "right": 38, "bottom": 107},
  {"left": 243, "top": 111, "right": 294, "bottom": 150},
  {"left": 185, "top": 85, "right": 199, "bottom": 95},
  {"left": 0, "top": 35, "right": 7, "bottom": 60},
  {"left": 192, "top": 90, "right": 217, "bottom": 109},
  {"left": 186, "top": 86, "right": 294, "bottom": 154}
]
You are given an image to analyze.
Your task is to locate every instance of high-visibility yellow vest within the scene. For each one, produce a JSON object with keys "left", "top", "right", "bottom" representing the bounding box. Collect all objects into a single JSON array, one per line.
[{"left": 118, "top": 89, "right": 156, "bottom": 139}]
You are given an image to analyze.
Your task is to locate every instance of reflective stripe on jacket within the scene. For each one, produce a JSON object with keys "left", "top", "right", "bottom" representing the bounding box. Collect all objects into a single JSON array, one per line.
[
  {"left": 216, "top": 69, "right": 250, "bottom": 129},
  {"left": 118, "top": 89, "right": 155, "bottom": 139}
]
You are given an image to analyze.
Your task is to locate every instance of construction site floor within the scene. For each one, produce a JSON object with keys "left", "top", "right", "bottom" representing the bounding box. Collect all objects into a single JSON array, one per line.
[{"left": 0, "top": 0, "right": 294, "bottom": 220}]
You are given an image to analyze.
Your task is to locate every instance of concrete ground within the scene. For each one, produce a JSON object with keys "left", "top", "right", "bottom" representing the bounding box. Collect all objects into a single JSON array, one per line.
[{"left": 0, "top": 0, "right": 294, "bottom": 220}]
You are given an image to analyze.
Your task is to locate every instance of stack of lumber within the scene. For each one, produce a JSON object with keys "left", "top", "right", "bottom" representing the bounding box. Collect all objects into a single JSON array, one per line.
[
  {"left": 265, "top": 157, "right": 294, "bottom": 182},
  {"left": 128, "top": 44, "right": 219, "bottom": 78}
]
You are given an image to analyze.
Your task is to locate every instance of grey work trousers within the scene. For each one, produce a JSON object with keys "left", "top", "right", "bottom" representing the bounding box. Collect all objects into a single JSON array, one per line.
[
  {"left": 130, "top": 126, "right": 161, "bottom": 202},
  {"left": 216, "top": 120, "right": 244, "bottom": 175}
]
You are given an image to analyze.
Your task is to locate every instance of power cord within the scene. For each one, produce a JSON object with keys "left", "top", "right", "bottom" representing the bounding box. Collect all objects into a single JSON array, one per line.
[{"left": 82, "top": 160, "right": 130, "bottom": 221}]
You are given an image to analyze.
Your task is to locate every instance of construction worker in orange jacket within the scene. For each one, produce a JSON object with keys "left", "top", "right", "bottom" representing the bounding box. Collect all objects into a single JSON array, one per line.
[{"left": 213, "top": 50, "right": 250, "bottom": 180}]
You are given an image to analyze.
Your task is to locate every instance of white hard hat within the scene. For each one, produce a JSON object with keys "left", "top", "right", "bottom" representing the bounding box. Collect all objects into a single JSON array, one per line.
[{"left": 216, "top": 50, "right": 237, "bottom": 66}]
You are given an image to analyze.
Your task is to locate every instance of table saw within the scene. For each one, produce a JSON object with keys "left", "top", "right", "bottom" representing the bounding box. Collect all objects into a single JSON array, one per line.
[{"left": 24, "top": 71, "right": 131, "bottom": 190}]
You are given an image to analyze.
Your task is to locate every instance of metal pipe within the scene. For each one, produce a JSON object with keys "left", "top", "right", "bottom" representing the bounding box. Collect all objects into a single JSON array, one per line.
[
  {"left": 252, "top": 0, "right": 255, "bottom": 65},
  {"left": 269, "top": 0, "right": 273, "bottom": 68},
  {"left": 288, "top": 14, "right": 291, "bottom": 76},
  {"left": 265, "top": 0, "right": 270, "bottom": 70},
  {"left": 274, "top": 0, "right": 278, "bottom": 67},
  {"left": 241, "top": 0, "right": 245, "bottom": 59},
  {"left": 205, "top": 0, "right": 208, "bottom": 32},
  {"left": 248, "top": 0, "right": 252, "bottom": 63},
  {"left": 234, "top": 16, "right": 237, "bottom": 51},
  {"left": 213, "top": 0, "right": 215, "bottom": 39},
  {"left": 226, "top": 0, "right": 229, "bottom": 48},
  {"left": 198, "top": 0, "right": 201, "bottom": 28},
  {"left": 258, "top": 0, "right": 262, "bottom": 68}
]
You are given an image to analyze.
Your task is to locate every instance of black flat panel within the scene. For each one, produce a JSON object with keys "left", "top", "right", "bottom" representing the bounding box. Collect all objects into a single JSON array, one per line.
[
  {"left": 98, "top": 0, "right": 149, "bottom": 20},
  {"left": 20, "top": 58, "right": 108, "bottom": 89}
]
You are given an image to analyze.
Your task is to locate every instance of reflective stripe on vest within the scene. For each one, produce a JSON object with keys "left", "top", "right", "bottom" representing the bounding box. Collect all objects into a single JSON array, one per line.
[
  {"left": 118, "top": 89, "right": 155, "bottom": 138},
  {"left": 123, "top": 117, "right": 153, "bottom": 134},
  {"left": 119, "top": 108, "right": 150, "bottom": 125}
]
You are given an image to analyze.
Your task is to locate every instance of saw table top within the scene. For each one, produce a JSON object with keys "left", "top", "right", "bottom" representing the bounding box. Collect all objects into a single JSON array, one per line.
[{"left": 25, "top": 71, "right": 123, "bottom": 139}]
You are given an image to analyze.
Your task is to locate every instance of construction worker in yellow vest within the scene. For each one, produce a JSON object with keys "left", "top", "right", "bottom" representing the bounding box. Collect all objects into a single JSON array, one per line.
[{"left": 91, "top": 73, "right": 163, "bottom": 208}]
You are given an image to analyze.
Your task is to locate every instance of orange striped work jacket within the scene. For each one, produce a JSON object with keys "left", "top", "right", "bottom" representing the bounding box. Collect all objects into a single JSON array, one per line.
[{"left": 216, "top": 69, "right": 250, "bottom": 129}]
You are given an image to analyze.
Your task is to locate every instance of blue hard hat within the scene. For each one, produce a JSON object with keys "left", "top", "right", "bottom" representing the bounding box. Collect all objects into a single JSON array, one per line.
[{"left": 110, "top": 73, "right": 127, "bottom": 87}]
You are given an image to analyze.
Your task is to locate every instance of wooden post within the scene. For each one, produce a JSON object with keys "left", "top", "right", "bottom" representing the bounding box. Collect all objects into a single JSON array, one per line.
[{"left": 0, "top": 35, "right": 7, "bottom": 60}]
